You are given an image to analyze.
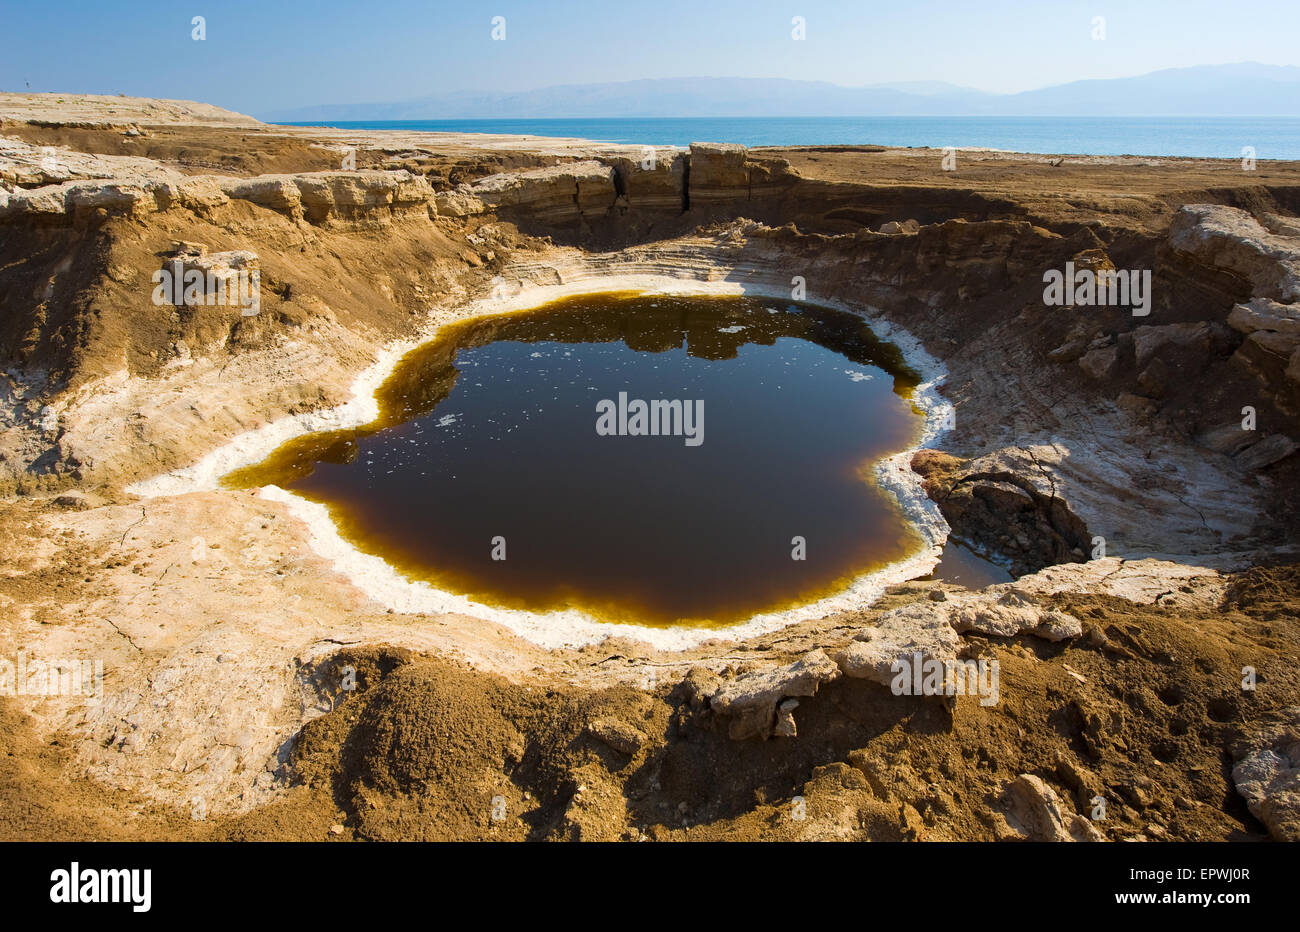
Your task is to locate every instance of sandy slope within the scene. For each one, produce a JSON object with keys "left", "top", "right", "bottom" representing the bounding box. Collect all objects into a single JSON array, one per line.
[{"left": 0, "top": 92, "right": 261, "bottom": 126}]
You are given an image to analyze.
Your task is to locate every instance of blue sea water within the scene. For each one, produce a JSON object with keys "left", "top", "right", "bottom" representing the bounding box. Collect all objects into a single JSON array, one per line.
[{"left": 274, "top": 116, "right": 1300, "bottom": 160}]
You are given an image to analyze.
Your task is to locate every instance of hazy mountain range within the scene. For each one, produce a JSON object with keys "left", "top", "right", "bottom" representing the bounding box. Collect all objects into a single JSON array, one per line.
[{"left": 265, "top": 63, "right": 1300, "bottom": 122}]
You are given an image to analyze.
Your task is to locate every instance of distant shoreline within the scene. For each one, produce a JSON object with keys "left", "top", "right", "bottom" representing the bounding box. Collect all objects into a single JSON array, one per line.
[{"left": 270, "top": 115, "right": 1300, "bottom": 160}]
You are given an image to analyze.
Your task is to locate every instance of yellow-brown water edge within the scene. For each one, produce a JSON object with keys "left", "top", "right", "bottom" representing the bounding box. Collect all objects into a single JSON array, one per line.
[{"left": 225, "top": 293, "right": 933, "bottom": 626}]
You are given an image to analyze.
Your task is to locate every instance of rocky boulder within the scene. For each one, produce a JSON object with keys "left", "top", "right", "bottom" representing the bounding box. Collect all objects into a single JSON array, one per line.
[
  {"left": 1198, "top": 422, "right": 1257, "bottom": 457},
  {"left": 686, "top": 142, "right": 794, "bottom": 208},
  {"left": 708, "top": 650, "right": 841, "bottom": 740},
  {"left": 604, "top": 149, "right": 686, "bottom": 212},
  {"left": 1169, "top": 204, "right": 1300, "bottom": 303},
  {"left": 1233, "top": 434, "right": 1299, "bottom": 471},
  {"left": 1229, "top": 296, "right": 1300, "bottom": 341},
  {"left": 1000, "top": 774, "right": 1104, "bottom": 841},
  {"left": 157, "top": 242, "right": 260, "bottom": 315},
  {"left": 910, "top": 447, "right": 1090, "bottom": 576},
  {"left": 470, "top": 161, "right": 616, "bottom": 225},
  {"left": 1231, "top": 707, "right": 1300, "bottom": 841},
  {"left": 950, "top": 590, "right": 1083, "bottom": 641},
  {"left": 835, "top": 602, "right": 961, "bottom": 686},
  {"left": 219, "top": 170, "right": 435, "bottom": 225}
]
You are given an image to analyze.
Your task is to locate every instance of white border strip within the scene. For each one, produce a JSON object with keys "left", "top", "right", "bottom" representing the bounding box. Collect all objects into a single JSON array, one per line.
[{"left": 129, "top": 275, "right": 953, "bottom": 650}]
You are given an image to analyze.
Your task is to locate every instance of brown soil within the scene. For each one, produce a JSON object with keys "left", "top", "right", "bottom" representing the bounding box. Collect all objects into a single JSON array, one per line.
[
  {"left": 2, "top": 104, "right": 1298, "bottom": 842},
  {"left": 4, "top": 564, "right": 1297, "bottom": 841}
]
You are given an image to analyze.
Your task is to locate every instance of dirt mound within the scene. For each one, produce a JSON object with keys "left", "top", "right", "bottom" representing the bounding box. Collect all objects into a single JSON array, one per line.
[
  {"left": 348, "top": 663, "right": 526, "bottom": 793},
  {"left": 3, "top": 559, "right": 1297, "bottom": 841},
  {"left": 265, "top": 567, "right": 1299, "bottom": 841},
  {"left": 289, "top": 652, "right": 656, "bottom": 840},
  {"left": 1225, "top": 564, "right": 1300, "bottom": 615}
]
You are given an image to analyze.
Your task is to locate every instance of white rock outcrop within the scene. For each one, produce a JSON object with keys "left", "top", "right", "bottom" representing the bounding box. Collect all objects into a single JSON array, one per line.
[
  {"left": 835, "top": 602, "right": 961, "bottom": 685},
  {"left": 708, "top": 650, "right": 841, "bottom": 739},
  {"left": 468, "top": 161, "right": 615, "bottom": 223},
  {"left": 835, "top": 588, "right": 1082, "bottom": 688},
  {"left": 1231, "top": 707, "right": 1300, "bottom": 841},
  {"left": 1169, "top": 204, "right": 1300, "bottom": 302}
]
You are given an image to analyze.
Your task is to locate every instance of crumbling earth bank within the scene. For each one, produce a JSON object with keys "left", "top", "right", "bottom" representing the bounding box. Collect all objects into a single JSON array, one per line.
[{"left": 0, "top": 101, "right": 1298, "bottom": 840}]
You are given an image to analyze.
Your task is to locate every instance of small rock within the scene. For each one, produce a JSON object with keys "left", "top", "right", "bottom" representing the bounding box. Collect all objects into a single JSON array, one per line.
[
  {"left": 1234, "top": 434, "right": 1298, "bottom": 471},
  {"left": 1078, "top": 345, "right": 1118, "bottom": 380},
  {"left": 1199, "top": 423, "right": 1257, "bottom": 456},
  {"left": 772, "top": 698, "right": 800, "bottom": 738},
  {"left": 1001, "top": 774, "right": 1104, "bottom": 842},
  {"left": 170, "top": 240, "right": 208, "bottom": 257},
  {"left": 587, "top": 717, "right": 647, "bottom": 756},
  {"left": 1036, "top": 610, "right": 1084, "bottom": 642},
  {"left": 1120, "top": 783, "right": 1152, "bottom": 809},
  {"left": 52, "top": 491, "right": 90, "bottom": 510},
  {"left": 1047, "top": 339, "right": 1088, "bottom": 363},
  {"left": 879, "top": 219, "right": 920, "bottom": 234}
]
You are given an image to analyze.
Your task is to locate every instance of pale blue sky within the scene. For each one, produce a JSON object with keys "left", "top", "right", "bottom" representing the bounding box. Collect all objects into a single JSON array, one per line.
[{"left": 2, "top": 0, "right": 1296, "bottom": 116}]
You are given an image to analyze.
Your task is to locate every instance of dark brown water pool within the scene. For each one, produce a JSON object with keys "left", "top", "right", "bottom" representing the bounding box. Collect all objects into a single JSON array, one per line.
[{"left": 227, "top": 293, "right": 947, "bottom": 625}]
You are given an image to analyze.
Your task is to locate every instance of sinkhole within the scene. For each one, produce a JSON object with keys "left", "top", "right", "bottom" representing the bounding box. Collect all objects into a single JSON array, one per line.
[{"left": 226, "top": 292, "right": 1005, "bottom": 627}]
